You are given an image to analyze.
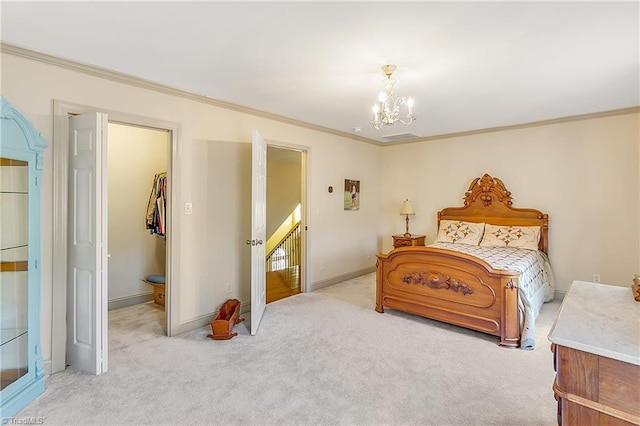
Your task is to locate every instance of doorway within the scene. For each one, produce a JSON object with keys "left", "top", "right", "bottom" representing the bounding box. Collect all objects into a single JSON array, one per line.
[
  {"left": 51, "top": 101, "right": 179, "bottom": 375},
  {"left": 106, "top": 123, "right": 168, "bottom": 348},
  {"left": 265, "top": 146, "right": 304, "bottom": 304}
]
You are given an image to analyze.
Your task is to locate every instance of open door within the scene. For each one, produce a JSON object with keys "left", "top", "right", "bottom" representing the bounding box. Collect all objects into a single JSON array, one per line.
[
  {"left": 250, "top": 130, "right": 267, "bottom": 335},
  {"left": 66, "top": 113, "right": 108, "bottom": 374}
]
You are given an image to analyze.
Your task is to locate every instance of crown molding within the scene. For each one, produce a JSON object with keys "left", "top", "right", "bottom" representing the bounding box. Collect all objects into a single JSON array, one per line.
[
  {"left": 387, "top": 106, "right": 640, "bottom": 146},
  {"left": 0, "top": 42, "right": 380, "bottom": 146},
  {"left": 2, "top": 42, "right": 637, "bottom": 148}
]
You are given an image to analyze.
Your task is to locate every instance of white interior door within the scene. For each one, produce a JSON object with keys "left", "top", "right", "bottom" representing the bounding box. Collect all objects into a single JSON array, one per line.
[
  {"left": 66, "top": 113, "right": 108, "bottom": 374},
  {"left": 250, "top": 130, "right": 267, "bottom": 335}
]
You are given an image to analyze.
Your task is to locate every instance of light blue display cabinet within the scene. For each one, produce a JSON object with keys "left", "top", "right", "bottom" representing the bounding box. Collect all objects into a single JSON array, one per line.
[{"left": 0, "top": 97, "right": 47, "bottom": 420}]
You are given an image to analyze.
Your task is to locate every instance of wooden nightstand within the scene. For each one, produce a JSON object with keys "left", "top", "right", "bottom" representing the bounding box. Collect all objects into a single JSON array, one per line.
[{"left": 392, "top": 234, "right": 426, "bottom": 248}]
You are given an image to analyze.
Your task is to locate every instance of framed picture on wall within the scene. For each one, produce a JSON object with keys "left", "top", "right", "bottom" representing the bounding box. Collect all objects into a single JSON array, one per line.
[{"left": 344, "top": 179, "right": 360, "bottom": 211}]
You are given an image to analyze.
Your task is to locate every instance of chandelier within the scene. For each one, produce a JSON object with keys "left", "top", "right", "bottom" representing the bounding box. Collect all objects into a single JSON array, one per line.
[{"left": 372, "top": 64, "right": 415, "bottom": 130}]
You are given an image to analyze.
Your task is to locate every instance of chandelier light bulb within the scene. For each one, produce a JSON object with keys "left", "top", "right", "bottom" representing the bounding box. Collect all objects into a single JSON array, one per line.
[{"left": 371, "top": 64, "right": 416, "bottom": 130}]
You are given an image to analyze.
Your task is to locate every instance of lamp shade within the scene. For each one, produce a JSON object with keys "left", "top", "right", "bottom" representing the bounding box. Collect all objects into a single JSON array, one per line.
[{"left": 400, "top": 199, "right": 415, "bottom": 215}]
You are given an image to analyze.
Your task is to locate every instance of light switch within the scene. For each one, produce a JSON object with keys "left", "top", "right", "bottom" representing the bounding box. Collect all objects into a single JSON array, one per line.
[{"left": 184, "top": 202, "right": 193, "bottom": 215}]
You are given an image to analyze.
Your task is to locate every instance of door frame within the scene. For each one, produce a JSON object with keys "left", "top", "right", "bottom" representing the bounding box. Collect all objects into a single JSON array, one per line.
[
  {"left": 51, "top": 100, "right": 180, "bottom": 374},
  {"left": 266, "top": 140, "right": 309, "bottom": 295}
]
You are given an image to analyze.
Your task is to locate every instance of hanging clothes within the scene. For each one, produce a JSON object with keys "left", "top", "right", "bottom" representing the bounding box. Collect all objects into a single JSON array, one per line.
[{"left": 146, "top": 172, "right": 167, "bottom": 237}]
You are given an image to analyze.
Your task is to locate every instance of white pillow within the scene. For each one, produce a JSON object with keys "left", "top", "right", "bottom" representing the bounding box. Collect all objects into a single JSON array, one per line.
[
  {"left": 434, "top": 220, "right": 485, "bottom": 245},
  {"left": 479, "top": 224, "right": 541, "bottom": 250}
]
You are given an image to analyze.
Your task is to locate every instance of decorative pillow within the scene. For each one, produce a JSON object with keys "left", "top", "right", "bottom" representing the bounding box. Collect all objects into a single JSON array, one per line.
[
  {"left": 434, "top": 220, "right": 485, "bottom": 245},
  {"left": 480, "top": 224, "right": 541, "bottom": 250}
]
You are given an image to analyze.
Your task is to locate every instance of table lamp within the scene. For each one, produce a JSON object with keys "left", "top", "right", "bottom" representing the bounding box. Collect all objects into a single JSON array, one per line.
[{"left": 400, "top": 199, "right": 415, "bottom": 237}]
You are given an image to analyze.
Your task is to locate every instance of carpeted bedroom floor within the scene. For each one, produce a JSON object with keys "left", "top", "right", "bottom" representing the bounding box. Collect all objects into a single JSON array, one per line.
[{"left": 17, "top": 272, "right": 561, "bottom": 425}]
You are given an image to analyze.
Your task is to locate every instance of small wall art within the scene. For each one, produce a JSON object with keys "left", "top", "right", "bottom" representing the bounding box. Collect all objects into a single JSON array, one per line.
[{"left": 344, "top": 179, "right": 360, "bottom": 211}]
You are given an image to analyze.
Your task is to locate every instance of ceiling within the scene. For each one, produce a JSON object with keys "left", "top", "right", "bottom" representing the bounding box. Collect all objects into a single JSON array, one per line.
[{"left": 1, "top": 1, "right": 638, "bottom": 143}]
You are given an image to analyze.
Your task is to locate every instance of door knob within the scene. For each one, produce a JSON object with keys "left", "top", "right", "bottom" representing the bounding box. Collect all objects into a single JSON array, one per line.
[{"left": 246, "top": 240, "right": 252, "bottom": 245}]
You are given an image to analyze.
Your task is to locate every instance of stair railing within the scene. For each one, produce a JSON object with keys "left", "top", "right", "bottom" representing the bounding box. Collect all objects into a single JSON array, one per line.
[{"left": 266, "top": 221, "right": 301, "bottom": 273}]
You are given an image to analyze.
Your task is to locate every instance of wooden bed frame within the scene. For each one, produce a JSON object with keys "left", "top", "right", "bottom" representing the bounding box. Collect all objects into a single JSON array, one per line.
[{"left": 375, "top": 174, "right": 549, "bottom": 348}]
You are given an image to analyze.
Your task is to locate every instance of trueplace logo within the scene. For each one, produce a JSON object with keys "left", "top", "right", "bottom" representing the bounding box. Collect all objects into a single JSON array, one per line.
[{"left": 1, "top": 417, "right": 44, "bottom": 425}]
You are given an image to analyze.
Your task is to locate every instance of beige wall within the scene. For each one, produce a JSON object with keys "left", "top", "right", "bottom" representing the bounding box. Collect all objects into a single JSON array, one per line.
[
  {"left": 380, "top": 112, "right": 640, "bottom": 291},
  {"left": 192, "top": 140, "right": 252, "bottom": 315},
  {"left": 107, "top": 123, "right": 167, "bottom": 305}
]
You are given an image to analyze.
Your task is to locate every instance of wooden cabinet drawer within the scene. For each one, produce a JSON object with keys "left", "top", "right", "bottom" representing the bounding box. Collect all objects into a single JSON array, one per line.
[
  {"left": 392, "top": 235, "right": 426, "bottom": 248},
  {"left": 552, "top": 345, "right": 640, "bottom": 425}
]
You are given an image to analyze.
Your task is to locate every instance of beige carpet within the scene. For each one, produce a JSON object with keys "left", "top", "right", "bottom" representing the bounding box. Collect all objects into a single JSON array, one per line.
[{"left": 18, "top": 273, "right": 560, "bottom": 425}]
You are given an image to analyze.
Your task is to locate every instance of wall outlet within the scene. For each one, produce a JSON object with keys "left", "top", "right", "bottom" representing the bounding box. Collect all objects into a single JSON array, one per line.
[
  {"left": 226, "top": 282, "right": 232, "bottom": 293},
  {"left": 592, "top": 274, "right": 601, "bottom": 283},
  {"left": 184, "top": 202, "right": 193, "bottom": 215},
  {"left": 320, "top": 260, "right": 325, "bottom": 270},
  {"left": 366, "top": 251, "right": 371, "bottom": 260}
]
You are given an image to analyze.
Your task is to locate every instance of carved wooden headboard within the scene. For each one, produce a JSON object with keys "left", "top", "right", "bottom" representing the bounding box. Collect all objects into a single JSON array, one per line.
[{"left": 437, "top": 174, "right": 549, "bottom": 254}]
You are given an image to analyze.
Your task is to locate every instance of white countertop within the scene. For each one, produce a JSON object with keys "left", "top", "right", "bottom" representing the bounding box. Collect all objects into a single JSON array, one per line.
[{"left": 548, "top": 280, "right": 640, "bottom": 366}]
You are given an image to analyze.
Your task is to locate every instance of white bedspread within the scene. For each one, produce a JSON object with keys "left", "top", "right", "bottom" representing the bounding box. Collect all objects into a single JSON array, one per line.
[{"left": 430, "top": 242, "right": 555, "bottom": 349}]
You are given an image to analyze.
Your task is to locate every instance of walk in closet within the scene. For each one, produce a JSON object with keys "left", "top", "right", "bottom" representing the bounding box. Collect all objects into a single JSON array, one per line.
[{"left": 107, "top": 124, "right": 167, "bottom": 311}]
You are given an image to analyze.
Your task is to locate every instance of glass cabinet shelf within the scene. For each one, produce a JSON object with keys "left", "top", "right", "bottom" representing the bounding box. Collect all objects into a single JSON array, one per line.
[{"left": 0, "top": 329, "right": 28, "bottom": 347}]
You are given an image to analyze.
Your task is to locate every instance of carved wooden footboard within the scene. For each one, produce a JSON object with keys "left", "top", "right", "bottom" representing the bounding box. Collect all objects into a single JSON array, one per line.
[
  {"left": 376, "top": 247, "right": 521, "bottom": 347},
  {"left": 376, "top": 173, "right": 549, "bottom": 348}
]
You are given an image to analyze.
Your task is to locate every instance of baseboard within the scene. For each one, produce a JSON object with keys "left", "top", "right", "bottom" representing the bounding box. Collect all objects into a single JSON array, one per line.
[
  {"left": 108, "top": 292, "right": 154, "bottom": 311},
  {"left": 240, "top": 299, "right": 251, "bottom": 315},
  {"left": 171, "top": 268, "right": 375, "bottom": 335},
  {"left": 172, "top": 313, "right": 215, "bottom": 336},
  {"left": 308, "top": 266, "right": 376, "bottom": 292},
  {"left": 554, "top": 290, "right": 566, "bottom": 301},
  {"left": 172, "top": 299, "right": 252, "bottom": 336}
]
